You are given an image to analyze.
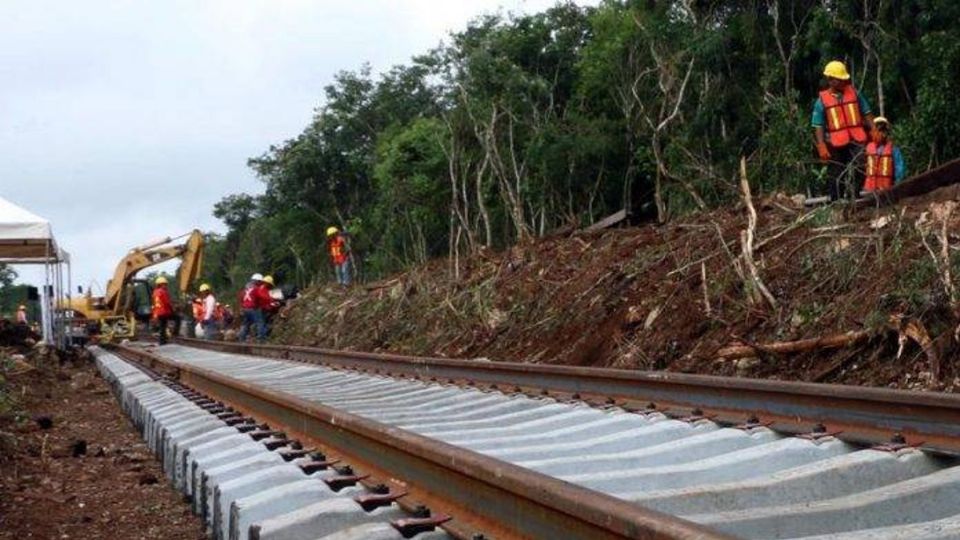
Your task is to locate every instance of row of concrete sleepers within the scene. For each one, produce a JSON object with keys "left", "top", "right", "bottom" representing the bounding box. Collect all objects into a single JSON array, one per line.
[{"left": 90, "top": 346, "right": 450, "bottom": 540}]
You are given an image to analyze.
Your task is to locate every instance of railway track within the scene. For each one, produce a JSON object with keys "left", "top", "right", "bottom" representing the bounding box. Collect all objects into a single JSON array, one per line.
[{"left": 99, "top": 339, "right": 960, "bottom": 539}]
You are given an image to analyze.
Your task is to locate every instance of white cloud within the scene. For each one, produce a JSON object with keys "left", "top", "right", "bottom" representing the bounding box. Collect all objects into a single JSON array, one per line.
[{"left": 2, "top": 0, "right": 596, "bottom": 290}]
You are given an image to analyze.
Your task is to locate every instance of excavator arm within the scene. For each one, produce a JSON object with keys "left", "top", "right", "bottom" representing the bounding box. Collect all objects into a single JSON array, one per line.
[{"left": 103, "top": 230, "right": 205, "bottom": 311}]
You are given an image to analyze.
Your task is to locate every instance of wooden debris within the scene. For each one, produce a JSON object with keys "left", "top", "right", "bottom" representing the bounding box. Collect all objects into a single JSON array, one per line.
[
  {"left": 737, "top": 158, "right": 777, "bottom": 309},
  {"left": 855, "top": 156, "right": 960, "bottom": 208},
  {"left": 584, "top": 209, "right": 629, "bottom": 233},
  {"left": 716, "top": 330, "right": 873, "bottom": 360}
]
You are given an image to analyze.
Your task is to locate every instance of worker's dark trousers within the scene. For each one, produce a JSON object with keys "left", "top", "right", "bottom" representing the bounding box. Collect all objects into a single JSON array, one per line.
[
  {"left": 156, "top": 316, "right": 171, "bottom": 345},
  {"left": 824, "top": 144, "right": 863, "bottom": 201}
]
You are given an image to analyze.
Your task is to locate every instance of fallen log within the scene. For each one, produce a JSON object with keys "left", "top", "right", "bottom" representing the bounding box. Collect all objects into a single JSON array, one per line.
[
  {"left": 716, "top": 330, "right": 873, "bottom": 360},
  {"left": 717, "top": 315, "right": 940, "bottom": 366},
  {"left": 584, "top": 209, "right": 629, "bottom": 232},
  {"left": 855, "top": 157, "right": 960, "bottom": 208}
]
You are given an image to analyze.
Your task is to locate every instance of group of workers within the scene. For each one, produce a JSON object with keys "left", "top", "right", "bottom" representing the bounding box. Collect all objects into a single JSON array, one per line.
[
  {"left": 813, "top": 60, "right": 906, "bottom": 201},
  {"left": 146, "top": 222, "right": 353, "bottom": 345},
  {"left": 191, "top": 283, "right": 233, "bottom": 339},
  {"left": 149, "top": 272, "right": 282, "bottom": 345},
  {"left": 238, "top": 273, "right": 281, "bottom": 342}
]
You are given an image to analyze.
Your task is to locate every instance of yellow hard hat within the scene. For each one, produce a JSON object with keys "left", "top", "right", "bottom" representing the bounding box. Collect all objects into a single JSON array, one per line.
[
  {"left": 873, "top": 116, "right": 890, "bottom": 126},
  {"left": 326, "top": 226, "right": 339, "bottom": 237},
  {"left": 199, "top": 283, "right": 211, "bottom": 292},
  {"left": 262, "top": 275, "right": 275, "bottom": 286},
  {"left": 155, "top": 276, "right": 169, "bottom": 285},
  {"left": 18, "top": 305, "right": 26, "bottom": 310},
  {"left": 823, "top": 61, "right": 850, "bottom": 80}
]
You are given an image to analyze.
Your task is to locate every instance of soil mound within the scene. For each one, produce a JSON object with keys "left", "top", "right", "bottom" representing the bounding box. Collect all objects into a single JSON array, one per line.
[{"left": 275, "top": 183, "right": 960, "bottom": 392}]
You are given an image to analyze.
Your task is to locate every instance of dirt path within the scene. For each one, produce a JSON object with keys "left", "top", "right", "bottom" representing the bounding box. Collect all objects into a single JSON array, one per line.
[{"left": 0, "top": 354, "right": 205, "bottom": 540}]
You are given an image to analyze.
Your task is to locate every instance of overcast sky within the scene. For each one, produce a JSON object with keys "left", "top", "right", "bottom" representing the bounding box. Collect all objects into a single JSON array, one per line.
[{"left": 1, "top": 0, "right": 593, "bottom": 294}]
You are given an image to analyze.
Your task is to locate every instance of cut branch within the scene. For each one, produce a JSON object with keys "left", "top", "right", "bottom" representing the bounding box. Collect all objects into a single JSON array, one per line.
[
  {"left": 738, "top": 158, "right": 777, "bottom": 309},
  {"left": 716, "top": 330, "right": 873, "bottom": 360}
]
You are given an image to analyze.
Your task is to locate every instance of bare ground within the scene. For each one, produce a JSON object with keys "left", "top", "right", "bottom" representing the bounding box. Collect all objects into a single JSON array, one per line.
[{"left": 0, "top": 349, "right": 205, "bottom": 540}]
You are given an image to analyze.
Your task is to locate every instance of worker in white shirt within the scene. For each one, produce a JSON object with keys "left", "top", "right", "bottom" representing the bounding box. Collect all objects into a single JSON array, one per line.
[{"left": 198, "top": 283, "right": 218, "bottom": 340}]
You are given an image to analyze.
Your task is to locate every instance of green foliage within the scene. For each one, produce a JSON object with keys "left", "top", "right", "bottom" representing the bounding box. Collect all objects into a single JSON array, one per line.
[{"left": 204, "top": 0, "right": 960, "bottom": 289}]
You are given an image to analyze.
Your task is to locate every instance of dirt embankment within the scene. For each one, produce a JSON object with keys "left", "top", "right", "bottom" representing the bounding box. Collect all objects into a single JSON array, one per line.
[
  {"left": 0, "top": 348, "right": 205, "bottom": 540},
  {"left": 274, "top": 185, "right": 960, "bottom": 392}
]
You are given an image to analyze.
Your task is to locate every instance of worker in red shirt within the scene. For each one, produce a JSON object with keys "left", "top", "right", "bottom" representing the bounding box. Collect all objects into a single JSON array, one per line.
[
  {"left": 260, "top": 275, "right": 282, "bottom": 335},
  {"left": 238, "top": 273, "right": 271, "bottom": 342},
  {"left": 151, "top": 276, "right": 174, "bottom": 345},
  {"left": 326, "top": 226, "right": 351, "bottom": 286}
]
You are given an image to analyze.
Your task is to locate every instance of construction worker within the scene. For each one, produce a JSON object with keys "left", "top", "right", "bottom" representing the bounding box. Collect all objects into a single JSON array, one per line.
[
  {"left": 326, "top": 226, "right": 351, "bottom": 286},
  {"left": 812, "top": 60, "right": 876, "bottom": 201},
  {"left": 191, "top": 297, "right": 204, "bottom": 332},
  {"left": 151, "top": 276, "right": 174, "bottom": 345},
  {"left": 862, "top": 117, "right": 906, "bottom": 192},
  {"left": 258, "top": 275, "right": 278, "bottom": 336},
  {"left": 219, "top": 303, "right": 234, "bottom": 326},
  {"left": 238, "top": 273, "right": 271, "bottom": 342},
  {"left": 198, "top": 283, "right": 217, "bottom": 340},
  {"left": 15, "top": 304, "right": 27, "bottom": 325}
]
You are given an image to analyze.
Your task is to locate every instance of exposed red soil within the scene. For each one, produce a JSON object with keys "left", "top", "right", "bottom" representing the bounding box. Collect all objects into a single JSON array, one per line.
[
  {"left": 0, "top": 351, "right": 205, "bottom": 540},
  {"left": 274, "top": 185, "right": 960, "bottom": 393}
]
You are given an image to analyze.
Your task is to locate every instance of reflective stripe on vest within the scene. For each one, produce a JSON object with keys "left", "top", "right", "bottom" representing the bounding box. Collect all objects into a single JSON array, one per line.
[
  {"left": 819, "top": 86, "right": 867, "bottom": 147},
  {"left": 864, "top": 142, "right": 894, "bottom": 191}
]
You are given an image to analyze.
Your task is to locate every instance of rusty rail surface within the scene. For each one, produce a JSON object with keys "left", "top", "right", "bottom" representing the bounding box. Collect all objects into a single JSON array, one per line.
[
  {"left": 109, "top": 342, "right": 729, "bottom": 540},
  {"left": 174, "top": 337, "right": 960, "bottom": 455}
]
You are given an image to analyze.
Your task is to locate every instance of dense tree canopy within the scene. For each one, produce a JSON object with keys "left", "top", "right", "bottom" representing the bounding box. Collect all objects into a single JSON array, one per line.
[{"left": 201, "top": 0, "right": 960, "bottom": 293}]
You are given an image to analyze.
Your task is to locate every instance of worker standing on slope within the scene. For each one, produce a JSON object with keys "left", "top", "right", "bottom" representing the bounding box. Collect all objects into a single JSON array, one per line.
[
  {"left": 238, "top": 273, "right": 271, "bottom": 342},
  {"left": 199, "top": 283, "right": 218, "bottom": 340},
  {"left": 812, "top": 60, "right": 875, "bottom": 201},
  {"left": 862, "top": 117, "right": 906, "bottom": 193},
  {"left": 15, "top": 304, "right": 27, "bottom": 325},
  {"left": 326, "top": 226, "right": 351, "bottom": 286},
  {"left": 151, "top": 276, "right": 174, "bottom": 345}
]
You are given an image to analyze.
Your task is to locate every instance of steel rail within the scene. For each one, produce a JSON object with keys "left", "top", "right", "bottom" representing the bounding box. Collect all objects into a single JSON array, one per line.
[
  {"left": 109, "top": 343, "right": 729, "bottom": 540},
  {"left": 175, "top": 337, "right": 960, "bottom": 455}
]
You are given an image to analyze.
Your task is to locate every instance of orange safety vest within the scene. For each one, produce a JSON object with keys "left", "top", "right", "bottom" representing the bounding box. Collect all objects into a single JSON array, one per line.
[
  {"left": 192, "top": 299, "right": 205, "bottom": 320},
  {"left": 819, "top": 86, "right": 867, "bottom": 147},
  {"left": 864, "top": 142, "right": 894, "bottom": 192},
  {"left": 328, "top": 236, "right": 348, "bottom": 265}
]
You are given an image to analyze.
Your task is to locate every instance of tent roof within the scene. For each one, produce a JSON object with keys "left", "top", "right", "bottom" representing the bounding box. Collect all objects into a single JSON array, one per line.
[{"left": 0, "top": 195, "right": 62, "bottom": 264}]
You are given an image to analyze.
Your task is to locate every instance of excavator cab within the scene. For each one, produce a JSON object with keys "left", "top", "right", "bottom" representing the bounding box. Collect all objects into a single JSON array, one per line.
[{"left": 125, "top": 279, "right": 155, "bottom": 322}]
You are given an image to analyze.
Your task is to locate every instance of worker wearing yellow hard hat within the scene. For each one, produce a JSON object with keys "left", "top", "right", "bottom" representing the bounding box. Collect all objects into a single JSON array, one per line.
[
  {"left": 812, "top": 60, "right": 876, "bottom": 201},
  {"left": 326, "top": 226, "right": 351, "bottom": 286},
  {"left": 196, "top": 283, "right": 218, "bottom": 340},
  {"left": 239, "top": 273, "right": 281, "bottom": 342}
]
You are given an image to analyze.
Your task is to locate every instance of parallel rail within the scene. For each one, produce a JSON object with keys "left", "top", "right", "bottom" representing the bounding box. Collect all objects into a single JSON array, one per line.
[
  {"left": 109, "top": 342, "right": 727, "bottom": 540},
  {"left": 175, "top": 337, "right": 960, "bottom": 455}
]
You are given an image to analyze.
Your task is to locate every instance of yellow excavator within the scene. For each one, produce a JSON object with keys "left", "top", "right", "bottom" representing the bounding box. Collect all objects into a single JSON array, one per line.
[{"left": 62, "top": 230, "right": 204, "bottom": 341}]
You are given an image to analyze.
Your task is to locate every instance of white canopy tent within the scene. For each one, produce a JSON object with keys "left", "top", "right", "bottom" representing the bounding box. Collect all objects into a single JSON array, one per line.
[{"left": 0, "top": 195, "right": 70, "bottom": 346}]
